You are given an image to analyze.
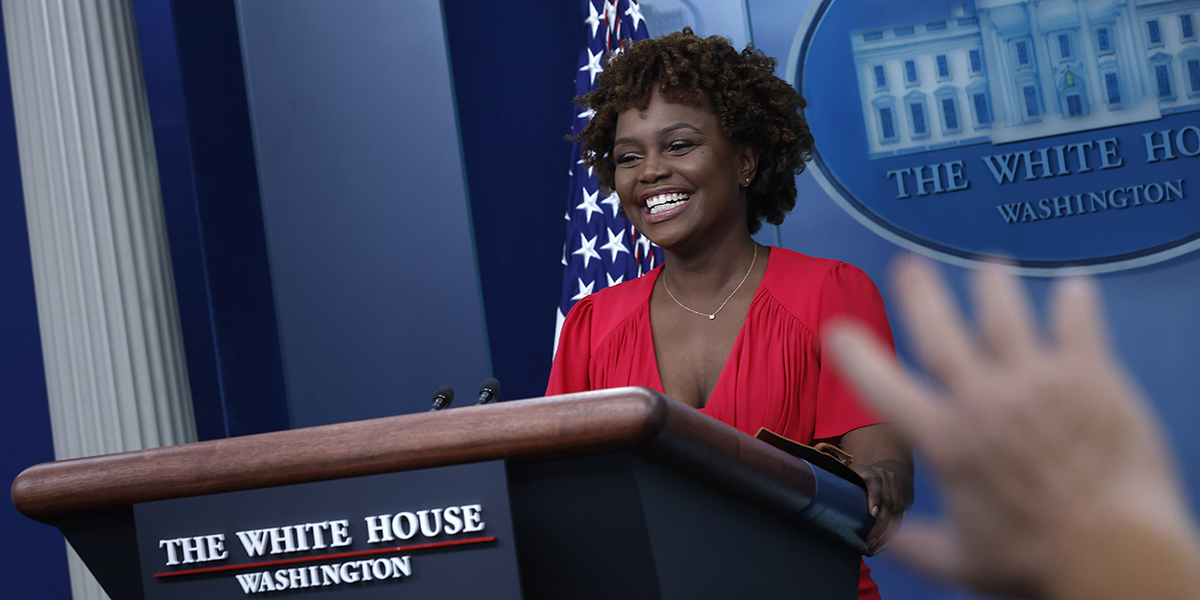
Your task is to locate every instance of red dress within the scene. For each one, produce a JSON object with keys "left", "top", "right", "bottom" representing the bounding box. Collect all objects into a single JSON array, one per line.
[{"left": 547, "top": 248, "right": 894, "bottom": 600}]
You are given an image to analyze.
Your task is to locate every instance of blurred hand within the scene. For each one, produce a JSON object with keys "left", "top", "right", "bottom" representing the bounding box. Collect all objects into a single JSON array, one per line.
[{"left": 826, "top": 256, "right": 1200, "bottom": 600}]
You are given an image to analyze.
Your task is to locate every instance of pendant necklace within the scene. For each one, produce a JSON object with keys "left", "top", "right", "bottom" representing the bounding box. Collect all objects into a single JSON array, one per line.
[{"left": 662, "top": 244, "right": 758, "bottom": 320}]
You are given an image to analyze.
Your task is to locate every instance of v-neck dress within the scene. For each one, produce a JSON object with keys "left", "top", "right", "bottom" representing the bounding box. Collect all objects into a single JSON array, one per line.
[{"left": 546, "top": 247, "right": 895, "bottom": 600}]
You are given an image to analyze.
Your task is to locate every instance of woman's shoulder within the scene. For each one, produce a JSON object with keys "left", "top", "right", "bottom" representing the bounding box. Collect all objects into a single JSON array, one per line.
[
  {"left": 764, "top": 247, "right": 874, "bottom": 290},
  {"left": 589, "top": 266, "right": 658, "bottom": 302},
  {"left": 572, "top": 267, "right": 659, "bottom": 337},
  {"left": 762, "top": 248, "right": 883, "bottom": 320}
]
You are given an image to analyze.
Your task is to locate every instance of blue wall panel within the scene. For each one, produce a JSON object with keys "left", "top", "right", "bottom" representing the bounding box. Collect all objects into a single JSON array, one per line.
[
  {"left": 442, "top": 0, "right": 584, "bottom": 403},
  {"left": 235, "top": 0, "right": 492, "bottom": 425},
  {"left": 133, "top": 0, "right": 290, "bottom": 440}
]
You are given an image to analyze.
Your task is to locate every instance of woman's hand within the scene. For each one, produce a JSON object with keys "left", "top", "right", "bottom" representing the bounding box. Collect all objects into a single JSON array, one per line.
[{"left": 840, "top": 423, "right": 913, "bottom": 555}]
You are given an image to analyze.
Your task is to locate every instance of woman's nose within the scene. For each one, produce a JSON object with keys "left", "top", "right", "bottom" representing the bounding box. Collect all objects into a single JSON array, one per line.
[{"left": 639, "top": 152, "right": 670, "bottom": 183}]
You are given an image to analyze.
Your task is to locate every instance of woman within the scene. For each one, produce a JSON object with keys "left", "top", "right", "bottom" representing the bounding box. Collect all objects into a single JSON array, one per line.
[{"left": 546, "top": 29, "right": 912, "bottom": 599}]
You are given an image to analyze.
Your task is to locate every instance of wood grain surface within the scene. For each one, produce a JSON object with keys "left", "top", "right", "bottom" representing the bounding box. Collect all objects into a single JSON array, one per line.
[{"left": 12, "top": 387, "right": 817, "bottom": 524}]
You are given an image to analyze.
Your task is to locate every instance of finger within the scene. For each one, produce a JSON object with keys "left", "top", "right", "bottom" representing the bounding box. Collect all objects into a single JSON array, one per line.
[
  {"left": 867, "top": 513, "right": 891, "bottom": 554},
  {"left": 1050, "top": 277, "right": 1108, "bottom": 358},
  {"left": 869, "top": 506, "right": 903, "bottom": 555},
  {"left": 870, "top": 473, "right": 905, "bottom": 554},
  {"left": 888, "top": 520, "right": 961, "bottom": 583},
  {"left": 826, "top": 321, "right": 951, "bottom": 444},
  {"left": 850, "top": 463, "right": 883, "bottom": 518},
  {"left": 872, "top": 468, "right": 896, "bottom": 517},
  {"left": 869, "top": 477, "right": 882, "bottom": 519},
  {"left": 972, "top": 264, "right": 1040, "bottom": 364},
  {"left": 865, "top": 517, "right": 887, "bottom": 553},
  {"left": 884, "top": 470, "right": 904, "bottom": 516},
  {"left": 892, "top": 255, "right": 982, "bottom": 390}
]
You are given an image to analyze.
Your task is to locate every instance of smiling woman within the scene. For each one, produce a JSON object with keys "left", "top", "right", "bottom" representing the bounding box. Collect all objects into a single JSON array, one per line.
[{"left": 545, "top": 29, "right": 914, "bottom": 600}]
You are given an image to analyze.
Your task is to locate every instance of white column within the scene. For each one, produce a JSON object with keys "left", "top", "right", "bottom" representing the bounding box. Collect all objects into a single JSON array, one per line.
[
  {"left": 1122, "top": 0, "right": 1154, "bottom": 101},
  {"left": 977, "top": 8, "right": 1012, "bottom": 125},
  {"left": 1, "top": 1, "right": 197, "bottom": 598},
  {"left": 1076, "top": 0, "right": 1099, "bottom": 108},
  {"left": 1028, "top": 0, "right": 1059, "bottom": 117}
]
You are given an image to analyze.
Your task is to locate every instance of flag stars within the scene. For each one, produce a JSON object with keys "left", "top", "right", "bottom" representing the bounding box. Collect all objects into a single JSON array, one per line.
[
  {"left": 584, "top": 1, "right": 602, "bottom": 38},
  {"left": 635, "top": 232, "right": 654, "bottom": 259},
  {"left": 581, "top": 48, "right": 604, "bottom": 85},
  {"left": 601, "top": 191, "right": 622, "bottom": 217},
  {"left": 600, "top": 228, "right": 630, "bottom": 262},
  {"left": 625, "top": 0, "right": 645, "bottom": 32},
  {"left": 559, "top": 3, "right": 657, "bottom": 338},
  {"left": 573, "top": 232, "right": 602, "bottom": 269},
  {"left": 571, "top": 277, "right": 595, "bottom": 301},
  {"left": 580, "top": 150, "right": 597, "bottom": 177},
  {"left": 555, "top": 308, "right": 567, "bottom": 353},
  {"left": 603, "top": 0, "right": 619, "bottom": 33},
  {"left": 576, "top": 187, "right": 603, "bottom": 223}
]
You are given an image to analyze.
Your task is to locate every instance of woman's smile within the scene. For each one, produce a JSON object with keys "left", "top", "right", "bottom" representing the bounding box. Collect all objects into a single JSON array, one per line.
[
  {"left": 640, "top": 188, "right": 692, "bottom": 222},
  {"left": 644, "top": 191, "right": 690, "bottom": 215}
]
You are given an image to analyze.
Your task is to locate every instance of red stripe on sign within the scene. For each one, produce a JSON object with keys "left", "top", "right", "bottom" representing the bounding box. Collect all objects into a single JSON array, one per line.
[{"left": 154, "top": 536, "right": 497, "bottom": 578}]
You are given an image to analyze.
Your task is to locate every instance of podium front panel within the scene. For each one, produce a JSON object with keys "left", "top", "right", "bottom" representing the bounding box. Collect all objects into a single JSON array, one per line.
[{"left": 510, "top": 452, "right": 858, "bottom": 600}]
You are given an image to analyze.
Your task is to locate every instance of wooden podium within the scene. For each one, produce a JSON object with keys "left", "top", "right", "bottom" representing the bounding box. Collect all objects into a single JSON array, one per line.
[{"left": 12, "top": 388, "right": 872, "bottom": 599}]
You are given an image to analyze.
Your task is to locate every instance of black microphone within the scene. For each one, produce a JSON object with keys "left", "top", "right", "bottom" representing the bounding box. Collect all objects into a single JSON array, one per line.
[
  {"left": 475, "top": 378, "right": 501, "bottom": 405},
  {"left": 429, "top": 386, "right": 454, "bottom": 411}
]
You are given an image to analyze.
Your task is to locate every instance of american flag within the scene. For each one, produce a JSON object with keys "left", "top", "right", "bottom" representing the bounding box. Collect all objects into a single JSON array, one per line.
[{"left": 555, "top": 0, "right": 661, "bottom": 353}]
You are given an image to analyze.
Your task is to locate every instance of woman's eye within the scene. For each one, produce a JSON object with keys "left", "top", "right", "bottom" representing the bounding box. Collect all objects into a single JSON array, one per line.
[
  {"left": 616, "top": 153, "right": 642, "bottom": 165},
  {"left": 668, "top": 140, "right": 695, "bottom": 153}
]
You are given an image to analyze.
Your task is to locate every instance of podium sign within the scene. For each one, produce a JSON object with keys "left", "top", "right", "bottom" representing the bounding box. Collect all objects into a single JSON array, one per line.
[{"left": 134, "top": 460, "right": 521, "bottom": 599}]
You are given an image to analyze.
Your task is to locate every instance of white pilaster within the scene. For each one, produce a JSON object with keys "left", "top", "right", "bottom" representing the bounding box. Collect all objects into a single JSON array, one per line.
[
  {"left": 1, "top": 1, "right": 197, "bottom": 598},
  {"left": 1028, "top": 1, "right": 1058, "bottom": 117}
]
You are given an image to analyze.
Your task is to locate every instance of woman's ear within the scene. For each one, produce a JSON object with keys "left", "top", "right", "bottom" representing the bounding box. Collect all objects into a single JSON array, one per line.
[{"left": 739, "top": 143, "right": 759, "bottom": 187}]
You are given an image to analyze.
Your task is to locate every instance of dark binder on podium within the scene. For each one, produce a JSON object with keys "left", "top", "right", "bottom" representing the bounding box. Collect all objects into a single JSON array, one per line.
[{"left": 754, "top": 427, "right": 867, "bottom": 490}]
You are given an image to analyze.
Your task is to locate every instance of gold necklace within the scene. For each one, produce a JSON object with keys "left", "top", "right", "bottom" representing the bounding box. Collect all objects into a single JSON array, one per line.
[{"left": 662, "top": 244, "right": 758, "bottom": 320}]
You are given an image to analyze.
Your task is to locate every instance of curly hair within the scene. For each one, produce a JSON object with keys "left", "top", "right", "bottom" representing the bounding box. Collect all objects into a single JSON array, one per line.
[{"left": 574, "top": 28, "right": 814, "bottom": 234}]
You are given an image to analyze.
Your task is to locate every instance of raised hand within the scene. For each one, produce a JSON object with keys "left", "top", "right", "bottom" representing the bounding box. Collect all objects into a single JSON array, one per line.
[{"left": 826, "top": 256, "right": 1200, "bottom": 600}]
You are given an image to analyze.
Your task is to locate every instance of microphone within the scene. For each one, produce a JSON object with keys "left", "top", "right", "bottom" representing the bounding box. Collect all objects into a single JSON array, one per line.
[
  {"left": 429, "top": 386, "right": 454, "bottom": 411},
  {"left": 475, "top": 378, "right": 501, "bottom": 405}
]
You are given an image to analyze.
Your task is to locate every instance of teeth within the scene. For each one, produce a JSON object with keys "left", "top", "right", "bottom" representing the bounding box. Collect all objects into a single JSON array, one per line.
[{"left": 645, "top": 192, "right": 690, "bottom": 214}]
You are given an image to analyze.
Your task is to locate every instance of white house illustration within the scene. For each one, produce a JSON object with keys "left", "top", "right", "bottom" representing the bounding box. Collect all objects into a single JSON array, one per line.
[{"left": 852, "top": 0, "right": 1200, "bottom": 159}]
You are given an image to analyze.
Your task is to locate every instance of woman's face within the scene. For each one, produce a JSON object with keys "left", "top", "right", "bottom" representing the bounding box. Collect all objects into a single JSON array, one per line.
[{"left": 612, "top": 87, "right": 756, "bottom": 253}]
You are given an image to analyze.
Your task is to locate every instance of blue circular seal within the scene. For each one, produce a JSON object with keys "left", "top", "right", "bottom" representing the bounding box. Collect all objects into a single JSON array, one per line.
[{"left": 792, "top": 0, "right": 1200, "bottom": 274}]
